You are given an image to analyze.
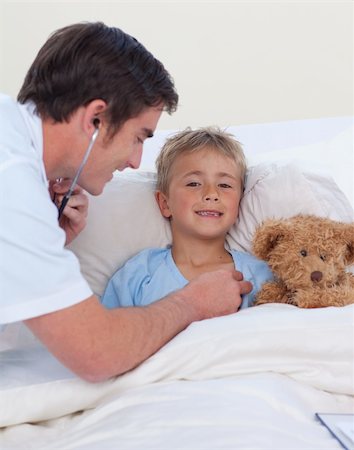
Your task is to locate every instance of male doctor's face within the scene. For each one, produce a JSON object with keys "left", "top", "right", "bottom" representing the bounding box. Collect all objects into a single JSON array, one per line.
[{"left": 80, "top": 105, "right": 163, "bottom": 195}]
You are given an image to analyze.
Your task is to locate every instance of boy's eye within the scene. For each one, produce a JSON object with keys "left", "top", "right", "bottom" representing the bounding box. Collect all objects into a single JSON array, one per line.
[
  {"left": 219, "top": 183, "right": 232, "bottom": 189},
  {"left": 186, "top": 182, "right": 200, "bottom": 187}
]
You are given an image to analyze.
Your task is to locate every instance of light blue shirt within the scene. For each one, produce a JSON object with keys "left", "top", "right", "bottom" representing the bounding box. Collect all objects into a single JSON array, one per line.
[{"left": 101, "top": 247, "right": 273, "bottom": 310}]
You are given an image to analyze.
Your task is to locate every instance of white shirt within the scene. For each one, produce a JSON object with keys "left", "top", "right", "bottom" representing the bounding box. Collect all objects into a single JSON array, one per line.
[{"left": 0, "top": 94, "right": 92, "bottom": 327}]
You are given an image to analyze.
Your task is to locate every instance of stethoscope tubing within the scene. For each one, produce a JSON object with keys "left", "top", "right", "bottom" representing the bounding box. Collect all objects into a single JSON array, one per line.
[{"left": 57, "top": 126, "right": 99, "bottom": 219}]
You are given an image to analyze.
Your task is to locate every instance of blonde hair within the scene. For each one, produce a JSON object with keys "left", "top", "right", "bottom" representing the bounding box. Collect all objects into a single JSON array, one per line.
[{"left": 155, "top": 126, "right": 247, "bottom": 193}]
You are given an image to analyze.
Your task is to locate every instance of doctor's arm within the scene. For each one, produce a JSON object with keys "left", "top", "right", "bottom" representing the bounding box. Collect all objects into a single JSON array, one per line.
[{"left": 25, "top": 269, "right": 252, "bottom": 382}]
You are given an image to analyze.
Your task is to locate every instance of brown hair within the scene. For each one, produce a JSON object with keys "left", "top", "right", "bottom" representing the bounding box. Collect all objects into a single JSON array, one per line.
[
  {"left": 18, "top": 22, "right": 178, "bottom": 137},
  {"left": 156, "top": 126, "right": 247, "bottom": 193}
]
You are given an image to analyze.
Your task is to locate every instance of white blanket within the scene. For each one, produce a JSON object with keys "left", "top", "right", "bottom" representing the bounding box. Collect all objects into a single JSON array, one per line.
[{"left": 1, "top": 304, "right": 353, "bottom": 449}]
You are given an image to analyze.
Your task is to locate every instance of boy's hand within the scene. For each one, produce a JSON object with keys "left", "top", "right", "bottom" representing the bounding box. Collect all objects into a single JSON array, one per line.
[
  {"left": 50, "top": 179, "right": 89, "bottom": 245},
  {"left": 179, "top": 269, "right": 252, "bottom": 320}
]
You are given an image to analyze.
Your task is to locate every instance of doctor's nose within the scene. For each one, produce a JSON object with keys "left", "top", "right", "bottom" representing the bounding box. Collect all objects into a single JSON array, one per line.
[{"left": 128, "top": 146, "right": 143, "bottom": 170}]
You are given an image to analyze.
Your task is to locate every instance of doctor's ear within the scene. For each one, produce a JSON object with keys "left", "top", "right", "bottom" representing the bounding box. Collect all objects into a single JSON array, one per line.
[
  {"left": 155, "top": 191, "right": 172, "bottom": 218},
  {"left": 84, "top": 99, "right": 106, "bottom": 133},
  {"left": 92, "top": 118, "right": 100, "bottom": 129}
]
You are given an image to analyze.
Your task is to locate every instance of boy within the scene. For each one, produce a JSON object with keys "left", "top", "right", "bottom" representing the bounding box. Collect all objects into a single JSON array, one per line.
[{"left": 102, "top": 127, "right": 272, "bottom": 309}]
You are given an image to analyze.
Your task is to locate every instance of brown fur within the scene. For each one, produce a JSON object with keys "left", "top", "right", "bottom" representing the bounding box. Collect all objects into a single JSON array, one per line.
[{"left": 252, "top": 214, "right": 354, "bottom": 308}]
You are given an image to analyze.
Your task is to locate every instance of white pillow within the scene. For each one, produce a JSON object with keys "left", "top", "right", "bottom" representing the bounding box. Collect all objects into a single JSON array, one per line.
[
  {"left": 68, "top": 171, "right": 171, "bottom": 297},
  {"left": 226, "top": 162, "right": 354, "bottom": 253},
  {"left": 68, "top": 162, "right": 354, "bottom": 297},
  {"left": 246, "top": 124, "right": 354, "bottom": 208}
]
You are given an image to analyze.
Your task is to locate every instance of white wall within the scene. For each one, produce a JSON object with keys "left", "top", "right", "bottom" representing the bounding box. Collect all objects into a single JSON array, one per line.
[{"left": 0, "top": 0, "right": 352, "bottom": 129}]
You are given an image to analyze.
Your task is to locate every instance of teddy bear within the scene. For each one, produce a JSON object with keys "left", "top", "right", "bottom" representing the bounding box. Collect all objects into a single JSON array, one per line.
[{"left": 252, "top": 214, "right": 354, "bottom": 308}]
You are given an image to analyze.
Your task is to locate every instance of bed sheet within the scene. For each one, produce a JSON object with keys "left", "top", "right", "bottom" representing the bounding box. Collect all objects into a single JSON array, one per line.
[
  {"left": 1, "top": 304, "right": 353, "bottom": 449},
  {"left": 2, "top": 375, "right": 351, "bottom": 450}
]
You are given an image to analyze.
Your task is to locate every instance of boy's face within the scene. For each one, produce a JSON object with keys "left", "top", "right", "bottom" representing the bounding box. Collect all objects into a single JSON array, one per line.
[{"left": 156, "top": 147, "right": 242, "bottom": 241}]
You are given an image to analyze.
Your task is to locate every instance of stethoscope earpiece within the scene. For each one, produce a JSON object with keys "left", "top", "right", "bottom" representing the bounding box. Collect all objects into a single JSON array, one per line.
[{"left": 93, "top": 118, "right": 100, "bottom": 129}]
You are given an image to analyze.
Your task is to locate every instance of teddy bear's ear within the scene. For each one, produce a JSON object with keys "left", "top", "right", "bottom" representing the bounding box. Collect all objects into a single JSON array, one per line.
[
  {"left": 252, "top": 219, "right": 288, "bottom": 261},
  {"left": 340, "top": 222, "right": 354, "bottom": 265}
]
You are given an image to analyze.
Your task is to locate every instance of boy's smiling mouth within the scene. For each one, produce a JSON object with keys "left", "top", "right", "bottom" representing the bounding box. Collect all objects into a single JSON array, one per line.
[{"left": 195, "top": 210, "right": 223, "bottom": 217}]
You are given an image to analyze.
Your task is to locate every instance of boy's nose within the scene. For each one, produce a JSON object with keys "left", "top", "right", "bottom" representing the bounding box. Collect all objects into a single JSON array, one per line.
[{"left": 203, "top": 191, "right": 219, "bottom": 202}]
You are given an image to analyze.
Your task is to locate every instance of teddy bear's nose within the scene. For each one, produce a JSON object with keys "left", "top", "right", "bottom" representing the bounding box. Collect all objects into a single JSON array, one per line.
[{"left": 311, "top": 271, "right": 323, "bottom": 282}]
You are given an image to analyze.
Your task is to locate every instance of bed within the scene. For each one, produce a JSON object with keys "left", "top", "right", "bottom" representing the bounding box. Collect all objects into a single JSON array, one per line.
[{"left": 1, "top": 117, "right": 353, "bottom": 449}]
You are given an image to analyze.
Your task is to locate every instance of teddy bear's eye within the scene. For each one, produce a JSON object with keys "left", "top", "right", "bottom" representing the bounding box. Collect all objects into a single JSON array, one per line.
[
  {"left": 300, "top": 250, "right": 307, "bottom": 257},
  {"left": 320, "top": 254, "right": 326, "bottom": 261}
]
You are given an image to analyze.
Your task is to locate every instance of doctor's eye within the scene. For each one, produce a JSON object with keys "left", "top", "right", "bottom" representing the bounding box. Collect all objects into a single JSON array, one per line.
[{"left": 300, "top": 250, "right": 307, "bottom": 257}]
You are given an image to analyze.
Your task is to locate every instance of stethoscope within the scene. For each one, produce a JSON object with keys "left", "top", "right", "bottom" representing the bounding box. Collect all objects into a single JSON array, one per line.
[{"left": 57, "top": 118, "right": 100, "bottom": 219}]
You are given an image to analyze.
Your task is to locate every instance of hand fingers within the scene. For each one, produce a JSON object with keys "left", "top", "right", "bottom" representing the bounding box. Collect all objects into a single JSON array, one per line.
[
  {"left": 233, "top": 270, "right": 244, "bottom": 282},
  {"left": 56, "top": 192, "right": 88, "bottom": 216},
  {"left": 232, "top": 270, "right": 252, "bottom": 295},
  {"left": 239, "top": 280, "right": 253, "bottom": 295},
  {"left": 61, "top": 202, "right": 87, "bottom": 226},
  {"left": 66, "top": 192, "right": 88, "bottom": 213}
]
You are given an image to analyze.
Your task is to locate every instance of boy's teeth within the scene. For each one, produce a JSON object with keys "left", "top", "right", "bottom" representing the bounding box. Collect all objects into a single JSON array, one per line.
[{"left": 197, "top": 211, "right": 220, "bottom": 216}]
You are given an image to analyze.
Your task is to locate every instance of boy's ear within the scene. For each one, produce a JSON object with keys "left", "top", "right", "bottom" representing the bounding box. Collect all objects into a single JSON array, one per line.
[{"left": 155, "top": 191, "right": 172, "bottom": 218}]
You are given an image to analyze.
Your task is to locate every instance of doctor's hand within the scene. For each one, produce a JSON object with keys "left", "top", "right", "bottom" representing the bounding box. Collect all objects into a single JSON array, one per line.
[
  {"left": 178, "top": 269, "right": 253, "bottom": 321},
  {"left": 50, "top": 179, "right": 89, "bottom": 245}
]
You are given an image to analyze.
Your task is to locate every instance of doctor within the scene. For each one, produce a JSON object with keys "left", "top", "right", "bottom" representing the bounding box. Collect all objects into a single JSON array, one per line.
[{"left": 0, "top": 22, "right": 252, "bottom": 382}]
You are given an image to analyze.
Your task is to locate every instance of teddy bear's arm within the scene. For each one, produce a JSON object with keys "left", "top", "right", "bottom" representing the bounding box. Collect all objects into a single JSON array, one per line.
[{"left": 254, "top": 281, "right": 290, "bottom": 306}]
